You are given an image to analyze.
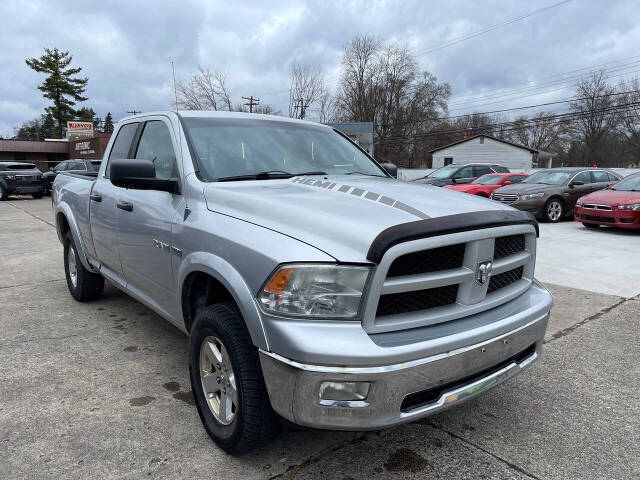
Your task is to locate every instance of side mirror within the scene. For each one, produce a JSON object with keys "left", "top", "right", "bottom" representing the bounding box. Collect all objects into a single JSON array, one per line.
[
  {"left": 380, "top": 162, "right": 397, "bottom": 178},
  {"left": 110, "top": 159, "right": 179, "bottom": 193},
  {"left": 569, "top": 180, "right": 584, "bottom": 188},
  {"left": 502, "top": 180, "right": 512, "bottom": 186},
  {"left": 49, "top": 167, "right": 54, "bottom": 171}
]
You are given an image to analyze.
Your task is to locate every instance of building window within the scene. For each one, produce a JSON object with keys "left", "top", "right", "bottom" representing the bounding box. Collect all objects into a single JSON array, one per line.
[
  {"left": 444, "top": 157, "right": 453, "bottom": 165},
  {"left": 13, "top": 152, "right": 27, "bottom": 161}
]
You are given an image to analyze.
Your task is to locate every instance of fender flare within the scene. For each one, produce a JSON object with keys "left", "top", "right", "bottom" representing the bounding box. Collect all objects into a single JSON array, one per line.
[
  {"left": 55, "top": 203, "right": 95, "bottom": 272},
  {"left": 177, "top": 251, "right": 268, "bottom": 350}
]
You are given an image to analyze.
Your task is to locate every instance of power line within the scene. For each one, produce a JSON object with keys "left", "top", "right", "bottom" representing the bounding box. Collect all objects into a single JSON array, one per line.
[{"left": 415, "top": 0, "right": 573, "bottom": 57}]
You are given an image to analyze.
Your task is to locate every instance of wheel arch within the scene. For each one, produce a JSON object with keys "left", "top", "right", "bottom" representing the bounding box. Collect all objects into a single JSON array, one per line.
[
  {"left": 55, "top": 206, "right": 94, "bottom": 272},
  {"left": 178, "top": 251, "right": 268, "bottom": 350}
]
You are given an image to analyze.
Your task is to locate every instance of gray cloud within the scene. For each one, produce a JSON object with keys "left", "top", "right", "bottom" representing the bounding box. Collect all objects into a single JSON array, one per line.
[{"left": 1, "top": 0, "right": 639, "bottom": 136}]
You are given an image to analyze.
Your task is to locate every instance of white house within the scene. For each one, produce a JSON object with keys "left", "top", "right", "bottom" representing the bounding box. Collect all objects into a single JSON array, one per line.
[{"left": 430, "top": 134, "right": 553, "bottom": 172}]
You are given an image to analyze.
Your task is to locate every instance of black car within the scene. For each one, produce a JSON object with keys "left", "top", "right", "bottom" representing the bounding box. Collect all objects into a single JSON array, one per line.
[
  {"left": 0, "top": 162, "right": 45, "bottom": 200},
  {"left": 43, "top": 159, "right": 101, "bottom": 194},
  {"left": 413, "top": 163, "right": 510, "bottom": 186}
]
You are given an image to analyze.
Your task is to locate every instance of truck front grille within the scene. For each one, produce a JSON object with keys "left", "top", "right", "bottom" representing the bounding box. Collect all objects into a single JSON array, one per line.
[
  {"left": 488, "top": 266, "right": 524, "bottom": 293},
  {"left": 376, "top": 285, "right": 459, "bottom": 316},
  {"left": 364, "top": 226, "right": 536, "bottom": 333},
  {"left": 387, "top": 243, "right": 465, "bottom": 277},
  {"left": 493, "top": 234, "right": 525, "bottom": 259}
]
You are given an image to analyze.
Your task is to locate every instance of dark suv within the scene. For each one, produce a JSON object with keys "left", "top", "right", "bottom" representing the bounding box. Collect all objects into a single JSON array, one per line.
[
  {"left": 43, "top": 159, "right": 101, "bottom": 194},
  {"left": 0, "top": 162, "right": 45, "bottom": 200},
  {"left": 413, "top": 163, "right": 510, "bottom": 186},
  {"left": 491, "top": 167, "right": 621, "bottom": 222}
]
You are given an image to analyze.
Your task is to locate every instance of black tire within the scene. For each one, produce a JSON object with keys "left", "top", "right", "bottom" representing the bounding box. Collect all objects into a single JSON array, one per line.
[
  {"left": 189, "top": 303, "right": 277, "bottom": 454},
  {"left": 63, "top": 233, "right": 104, "bottom": 301},
  {"left": 32, "top": 191, "right": 44, "bottom": 199},
  {"left": 582, "top": 222, "right": 600, "bottom": 229},
  {"left": 544, "top": 198, "right": 564, "bottom": 223},
  {"left": 0, "top": 184, "right": 7, "bottom": 201}
]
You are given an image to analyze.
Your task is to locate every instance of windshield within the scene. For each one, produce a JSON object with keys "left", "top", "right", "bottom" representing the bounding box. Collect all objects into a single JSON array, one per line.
[
  {"left": 183, "top": 117, "right": 386, "bottom": 180},
  {"left": 611, "top": 174, "right": 640, "bottom": 191},
  {"left": 522, "top": 170, "right": 571, "bottom": 185},
  {"left": 472, "top": 175, "right": 502, "bottom": 185},
  {"left": 427, "top": 165, "right": 458, "bottom": 179}
]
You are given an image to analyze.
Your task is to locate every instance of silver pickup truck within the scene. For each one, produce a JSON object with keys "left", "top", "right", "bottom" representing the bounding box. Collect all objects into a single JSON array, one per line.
[{"left": 53, "top": 111, "right": 553, "bottom": 453}]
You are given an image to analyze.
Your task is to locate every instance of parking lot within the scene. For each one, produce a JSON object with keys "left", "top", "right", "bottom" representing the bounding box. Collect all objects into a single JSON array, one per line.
[{"left": 1, "top": 197, "right": 639, "bottom": 479}]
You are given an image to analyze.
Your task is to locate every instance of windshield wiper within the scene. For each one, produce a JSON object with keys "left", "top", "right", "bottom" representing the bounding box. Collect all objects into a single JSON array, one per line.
[
  {"left": 217, "top": 170, "right": 327, "bottom": 182},
  {"left": 344, "top": 171, "right": 387, "bottom": 177}
]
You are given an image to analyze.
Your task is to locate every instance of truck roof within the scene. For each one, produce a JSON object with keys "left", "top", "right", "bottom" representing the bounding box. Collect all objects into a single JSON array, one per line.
[{"left": 119, "top": 110, "right": 331, "bottom": 129}]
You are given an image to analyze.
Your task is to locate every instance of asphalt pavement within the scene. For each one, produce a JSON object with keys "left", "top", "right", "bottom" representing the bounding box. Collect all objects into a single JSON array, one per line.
[{"left": 1, "top": 198, "right": 638, "bottom": 479}]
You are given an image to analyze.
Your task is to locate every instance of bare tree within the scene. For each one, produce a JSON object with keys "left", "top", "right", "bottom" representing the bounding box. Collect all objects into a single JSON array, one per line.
[
  {"left": 288, "top": 63, "right": 325, "bottom": 119},
  {"left": 569, "top": 71, "right": 619, "bottom": 166},
  {"left": 512, "top": 111, "right": 569, "bottom": 153},
  {"left": 317, "top": 90, "right": 336, "bottom": 123},
  {"left": 233, "top": 102, "right": 281, "bottom": 115},
  {"left": 176, "top": 67, "right": 232, "bottom": 111},
  {"left": 615, "top": 77, "right": 640, "bottom": 161}
]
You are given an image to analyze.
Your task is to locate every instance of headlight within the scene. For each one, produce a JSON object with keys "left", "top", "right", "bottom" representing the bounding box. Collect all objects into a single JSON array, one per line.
[
  {"left": 576, "top": 198, "right": 583, "bottom": 206},
  {"left": 618, "top": 203, "right": 640, "bottom": 210},
  {"left": 521, "top": 192, "right": 545, "bottom": 200},
  {"left": 258, "top": 264, "right": 371, "bottom": 319},
  {"left": 4, "top": 175, "right": 16, "bottom": 180}
]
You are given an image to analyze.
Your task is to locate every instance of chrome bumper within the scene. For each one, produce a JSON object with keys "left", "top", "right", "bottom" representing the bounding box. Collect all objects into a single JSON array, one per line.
[{"left": 259, "top": 313, "right": 548, "bottom": 430}]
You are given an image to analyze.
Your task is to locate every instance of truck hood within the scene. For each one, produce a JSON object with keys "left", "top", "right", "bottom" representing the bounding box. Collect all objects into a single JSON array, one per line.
[{"left": 204, "top": 175, "right": 514, "bottom": 262}]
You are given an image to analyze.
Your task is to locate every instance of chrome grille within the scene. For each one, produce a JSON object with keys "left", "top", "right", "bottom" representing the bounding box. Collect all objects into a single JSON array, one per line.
[
  {"left": 582, "top": 204, "right": 612, "bottom": 211},
  {"left": 491, "top": 193, "right": 518, "bottom": 204},
  {"left": 363, "top": 225, "right": 537, "bottom": 334}
]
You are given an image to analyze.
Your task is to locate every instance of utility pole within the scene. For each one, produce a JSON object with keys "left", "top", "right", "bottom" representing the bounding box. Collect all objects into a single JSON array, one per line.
[
  {"left": 242, "top": 96, "right": 260, "bottom": 113},
  {"left": 127, "top": 109, "right": 141, "bottom": 115}
]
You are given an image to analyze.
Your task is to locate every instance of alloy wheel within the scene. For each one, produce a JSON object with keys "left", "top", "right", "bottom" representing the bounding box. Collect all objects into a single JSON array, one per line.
[
  {"left": 199, "top": 335, "right": 238, "bottom": 425},
  {"left": 67, "top": 245, "right": 78, "bottom": 288},
  {"left": 547, "top": 201, "right": 562, "bottom": 221}
]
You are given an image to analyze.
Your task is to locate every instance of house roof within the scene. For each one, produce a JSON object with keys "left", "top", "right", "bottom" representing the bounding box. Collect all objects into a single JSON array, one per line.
[{"left": 429, "top": 134, "right": 538, "bottom": 154}]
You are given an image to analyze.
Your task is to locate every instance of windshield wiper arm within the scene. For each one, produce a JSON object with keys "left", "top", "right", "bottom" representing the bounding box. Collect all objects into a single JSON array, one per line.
[
  {"left": 344, "top": 171, "right": 387, "bottom": 177},
  {"left": 217, "top": 170, "right": 327, "bottom": 182}
]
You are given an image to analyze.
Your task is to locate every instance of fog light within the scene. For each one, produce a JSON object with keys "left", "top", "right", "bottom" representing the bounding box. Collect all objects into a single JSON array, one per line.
[{"left": 318, "top": 381, "right": 370, "bottom": 401}]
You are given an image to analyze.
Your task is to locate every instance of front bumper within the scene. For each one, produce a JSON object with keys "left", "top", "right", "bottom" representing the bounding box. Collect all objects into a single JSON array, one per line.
[
  {"left": 260, "top": 294, "right": 550, "bottom": 430},
  {"left": 492, "top": 196, "right": 546, "bottom": 217},
  {"left": 575, "top": 206, "right": 640, "bottom": 228}
]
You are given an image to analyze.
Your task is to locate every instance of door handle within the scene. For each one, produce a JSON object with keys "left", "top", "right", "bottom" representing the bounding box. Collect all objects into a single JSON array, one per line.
[
  {"left": 116, "top": 201, "right": 133, "bottom": 212},
  {"left": 90, "top": 194, "right": 102, "bottom": 202}
]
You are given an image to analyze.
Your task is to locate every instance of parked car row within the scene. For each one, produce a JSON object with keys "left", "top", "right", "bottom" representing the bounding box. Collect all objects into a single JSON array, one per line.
[
  {"left": 416, "top": 162, "right": 636, "bottom": 229},
  {"left": 0, "top": 159, "right": 102, "bottom": 200}
]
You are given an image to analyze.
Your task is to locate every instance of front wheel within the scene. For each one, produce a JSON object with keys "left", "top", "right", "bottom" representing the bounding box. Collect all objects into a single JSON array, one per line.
[
  {"left": 189, "top": 303, "right": 277, "bottom": 454},
  {"left": 64, "top": 234, "right": 104, "bottom": 301},
  {"left": 544, "top": 199, "right": 564, "bottom": 222}
]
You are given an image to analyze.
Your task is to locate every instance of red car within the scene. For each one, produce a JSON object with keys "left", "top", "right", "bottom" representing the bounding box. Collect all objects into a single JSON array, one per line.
[
  {"left": 443, "top": 173, "right": 529, "bottom": 197},
  {"left": 574, "top": 172, "right": 640, "bottom": 229}
]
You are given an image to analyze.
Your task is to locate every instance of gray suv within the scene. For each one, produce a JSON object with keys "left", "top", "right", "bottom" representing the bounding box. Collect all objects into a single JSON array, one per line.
[
  {"left": 491, "top": 167, "right": 621, "bottom": 222},
  {"left": 413, "top": 163, "right": 510, "bottom": 186}
]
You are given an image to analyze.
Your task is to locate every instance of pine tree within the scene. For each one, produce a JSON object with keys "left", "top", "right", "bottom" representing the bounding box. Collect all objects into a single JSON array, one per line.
[
  {"left": 41, "top": 113, "right": 56, "bottom": 139},
  {"left": 25, "top": 48, "right": 88, "bottom": 138},
  {"left": 103, "top": 112, "right": 114, "bottom": 133}
]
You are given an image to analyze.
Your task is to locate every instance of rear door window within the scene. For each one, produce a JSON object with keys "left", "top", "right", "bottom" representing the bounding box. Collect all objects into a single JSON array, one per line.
[
  {"left": 106, "top": 122, "right": 139, "bottom": 177},
  {"left": 473, "top": 166, "right": 493, "bottom": 176},
  {"left": 591, "top": 170, "right": 610, "bottom": 183}
]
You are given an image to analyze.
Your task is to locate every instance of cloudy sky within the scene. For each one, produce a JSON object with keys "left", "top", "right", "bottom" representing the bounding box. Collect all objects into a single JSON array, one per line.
[{"left": 1, "top": 0, "right": 639, "bottom": 137}]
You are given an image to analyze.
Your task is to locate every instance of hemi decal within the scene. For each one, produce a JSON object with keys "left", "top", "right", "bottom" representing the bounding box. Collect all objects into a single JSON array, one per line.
[{"left": 291, "top": 177, "right": 430, "bottom": 219}]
